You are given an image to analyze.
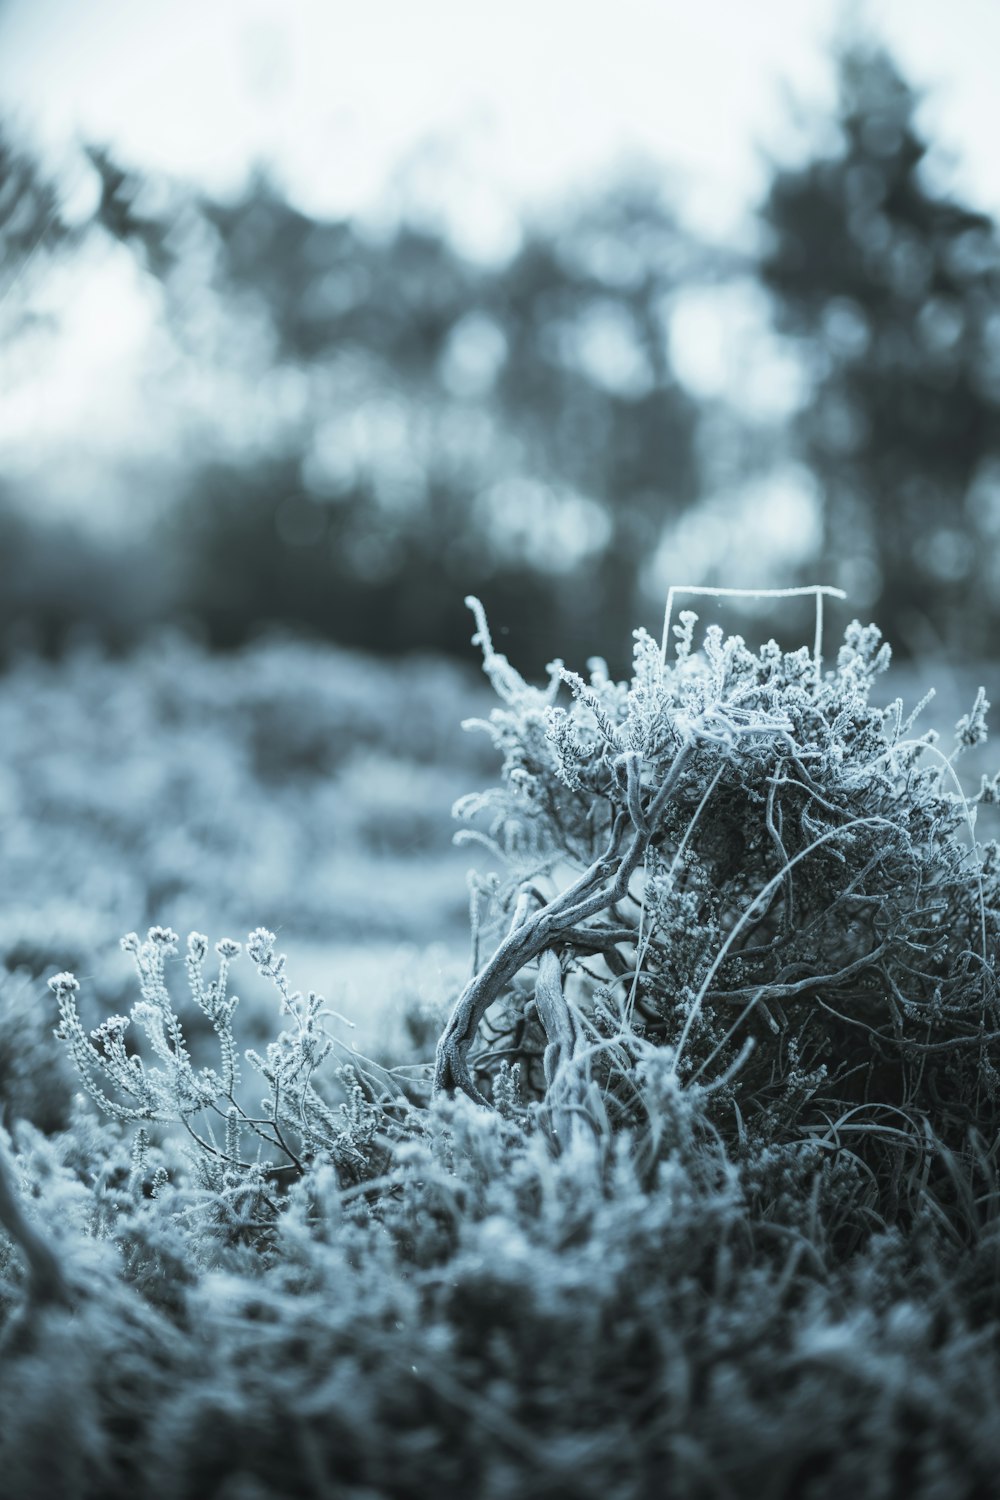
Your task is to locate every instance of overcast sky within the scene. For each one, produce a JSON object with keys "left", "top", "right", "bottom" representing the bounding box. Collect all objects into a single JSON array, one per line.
[{"left": 2, "top": 0, "right": 1000, "bottom": 246}]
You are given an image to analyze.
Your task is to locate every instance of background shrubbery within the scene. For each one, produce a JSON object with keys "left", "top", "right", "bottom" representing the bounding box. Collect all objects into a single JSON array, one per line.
[{"left": 0, "top": 634, "right": 494, "bottom": 1068}]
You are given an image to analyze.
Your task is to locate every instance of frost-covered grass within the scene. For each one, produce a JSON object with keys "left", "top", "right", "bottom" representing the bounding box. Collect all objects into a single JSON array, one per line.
[
  {"left": 3, "top": 615, "right": 1000, "bottom": 1497},
  {"left": 0, "top": 633, "right": 492, "bottom": 1045}
]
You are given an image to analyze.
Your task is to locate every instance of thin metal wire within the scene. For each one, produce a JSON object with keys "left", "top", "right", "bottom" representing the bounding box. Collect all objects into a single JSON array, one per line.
[{"left": 660, "top": 584, "right": 848, "bottom": 675}]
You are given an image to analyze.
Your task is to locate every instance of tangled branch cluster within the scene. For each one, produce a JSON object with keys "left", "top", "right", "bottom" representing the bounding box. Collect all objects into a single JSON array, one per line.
[{"left": 437, "top": 595, "right": 1000, "bottom": 1207}]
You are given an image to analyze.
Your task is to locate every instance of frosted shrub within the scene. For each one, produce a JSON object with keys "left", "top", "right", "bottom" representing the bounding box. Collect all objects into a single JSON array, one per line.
[
  {"left": 3, "top": 594, "right": 1000, "bottom": 1497},
  {"left": 50, "top": 925, "right": 391, "bottom": 1209},
  {"left": 438, "top": 592, "right": 1000, "bottom": 1223}
]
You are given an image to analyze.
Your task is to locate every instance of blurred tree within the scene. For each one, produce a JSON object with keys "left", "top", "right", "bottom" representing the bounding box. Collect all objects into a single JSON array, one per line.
[
  {"left": 161, "top": 171, "right": 706, "bottom": 669},
  {"left": 0, "top": 126, "right": 72, "bottom": 313},
  {"left": 0, "top": 128, "right": 99, "bottom": 659},
  {"left": 0, "top": 136, "right": 62, "bottom": 254},
  {"left": 85, "top": 145, "right": 175, "bottom": 278},
  {"left": 760, "top": 37, "right": 1000, "bottom": 654}
]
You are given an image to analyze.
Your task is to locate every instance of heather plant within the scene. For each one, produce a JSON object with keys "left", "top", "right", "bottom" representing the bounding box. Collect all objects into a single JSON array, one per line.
[
  {"left": 48, "top": 925, "right": 395, "bottom": 1211},
  {"left": 439, "top": 589, "right": 1000, "bottom": 1231},
  {"left": 2, "top": 598, "right": 1000, "bottom": 1497}
]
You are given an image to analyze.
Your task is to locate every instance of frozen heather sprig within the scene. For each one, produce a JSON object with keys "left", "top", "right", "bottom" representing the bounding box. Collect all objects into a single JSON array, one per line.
[
  {"left": 49, "top": 972, "right": 88, "bottom": 1080},
  {"left": 185, "top": 931, "right": 210, "bottom": 1011},
  {"left": 955, "top": 686, "right": 990, "bottom": 753},
  {"left": 188, "top": 932, "right": 209, "bottom": 961},
  {"left": 148, "top": 925, "right": 180, "bottom": 949},
  {"left": 52, "top": 923, "right": 381, "bottom": 1182},
  {"left": 672, "top": 609, "right": 698, "bottom": 664},
  {"left": 837, "top": 619, "right": 892, "bottom": 692},
  {"left": 977, "top": 772, "right": 1000, "bottom": 807},
  {"left": 626, "top": 627, "right": 678, "bottom": 757},
  {"left": 465, "top": 595, "right": 534, "bottom": 707},
  {"left": 247, "top": 927, "right": 291, "bottom": 1006},
  {"left": 212, "top": 937, "right": 242, "bottom": 1018},
  {"left": 50, "top": 969, "right": 152, "bottom": 1123},
  {"left": 558, "top": 665, "right": 624, "bottom": 750},
  {"left": 543, "top": 706, "right": 587, "bottom": 791},
  {"left": 247, "top": 927, "right": 277, "bottom": 969}
]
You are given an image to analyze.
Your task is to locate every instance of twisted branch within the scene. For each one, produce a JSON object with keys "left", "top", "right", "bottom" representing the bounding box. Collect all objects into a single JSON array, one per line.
[{"left": 435, "top": 743, "right": 692, "bottom": 1102}]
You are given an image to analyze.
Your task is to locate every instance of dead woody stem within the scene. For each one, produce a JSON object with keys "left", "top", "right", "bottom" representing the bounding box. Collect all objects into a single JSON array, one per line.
[{"left": 435, "top": 743, "right": 692, "bottom": 1102}]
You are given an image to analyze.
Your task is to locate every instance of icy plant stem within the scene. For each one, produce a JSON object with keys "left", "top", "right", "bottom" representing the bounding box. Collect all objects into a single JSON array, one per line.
[{"left": 435, "top": 744, "right": 692, "bottom": 1102}]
